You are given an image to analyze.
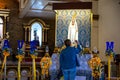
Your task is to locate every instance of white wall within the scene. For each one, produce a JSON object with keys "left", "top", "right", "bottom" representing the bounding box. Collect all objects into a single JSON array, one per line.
[
  {"left": 91, "top": 1, "right": 99, "bottom": 50},
  {"left": 98, "top": 0, "right": 120, "bottom": 61}
]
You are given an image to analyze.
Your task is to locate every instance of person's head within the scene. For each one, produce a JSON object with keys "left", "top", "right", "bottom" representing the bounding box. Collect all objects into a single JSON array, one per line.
[{"left": 64, "top": 39, "right": 71, "bottom": 47}]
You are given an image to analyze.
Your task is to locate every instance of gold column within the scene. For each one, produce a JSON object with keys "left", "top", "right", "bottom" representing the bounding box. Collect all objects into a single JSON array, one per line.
[
  {"left": 16, "top": 55, "right": 24, "bottom": 80},
  {"left": 28, "top": 27, "right": 31, "bottom": 42},
  {"left": 3, "top": 16, "right": 7, "bottom": 38},
  {"left": 44, "top": 28, "right": 49, "bottom": 43},
  {"left": 24, "top": 27, "right": 27, "bottom": 42},
  {"left": 45, "top": 29, "right": 47, "bottom": 43},
  {"left": 55, "top": 10, "right": 58, "bottom": 46},
  {"left": 108, "top": 56, "right": 112, "bottom": 80},
  {"left": 42, "top": 29, "right": 44, "bottom": 43},
  {"left": 0, "top": 9, "right": 10, "bottom": 38},
  {"left": 31, "top": 55, "right": 37, "bottom": 80},
  {"left": 18, "top": 59, "right": 21, "bottom": 80},
  {"left": 33, "top": 58, "right": 36, "bottom": 80}
]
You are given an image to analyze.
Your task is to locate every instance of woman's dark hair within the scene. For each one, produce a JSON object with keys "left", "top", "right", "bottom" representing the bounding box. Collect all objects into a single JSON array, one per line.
[{"left": 64, "top": 39, "right": 71, "bottom": 47}]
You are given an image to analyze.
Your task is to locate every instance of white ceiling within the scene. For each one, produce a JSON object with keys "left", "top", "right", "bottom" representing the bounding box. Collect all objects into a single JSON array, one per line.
[{"left": 19, "top": 0, "right": 92, "bottom": 19}]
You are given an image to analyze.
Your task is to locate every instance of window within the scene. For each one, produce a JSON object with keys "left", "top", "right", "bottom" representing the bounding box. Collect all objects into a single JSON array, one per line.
[
  {"left": 31, "top": 22, "right": 42, "bottom": 46},
  {"left": 0, "top": 17, "right": 3, "bottom": 38}
]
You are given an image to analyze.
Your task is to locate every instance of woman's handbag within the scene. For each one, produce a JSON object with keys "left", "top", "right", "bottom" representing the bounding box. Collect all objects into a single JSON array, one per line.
[{"left": 76, "top": 54, "right": 80, "bottom": 67}]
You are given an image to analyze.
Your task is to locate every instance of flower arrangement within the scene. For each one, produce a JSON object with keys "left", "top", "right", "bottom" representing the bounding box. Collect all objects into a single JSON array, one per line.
[
  {"left": 88, "top": 55, "right": 102, "bottom": 79},
  {"left": 81, "top": 47, "right": 91, "bottom": 55},
  {"left": 17, "top": 48, "right": 25, "bottom": 55},
  {"left": 105, "top": 49, "right": 115, "bottom": 57}
]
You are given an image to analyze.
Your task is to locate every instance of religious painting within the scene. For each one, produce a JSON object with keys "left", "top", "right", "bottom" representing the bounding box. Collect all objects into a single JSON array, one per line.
[{"left": 55, "top": 10, "right": 91, "bottom": 48}]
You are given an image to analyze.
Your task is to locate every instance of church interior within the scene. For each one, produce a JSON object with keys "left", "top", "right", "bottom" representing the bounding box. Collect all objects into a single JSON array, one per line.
[{"left": 0, "top": 0, "right": 120, "bottom": 80}]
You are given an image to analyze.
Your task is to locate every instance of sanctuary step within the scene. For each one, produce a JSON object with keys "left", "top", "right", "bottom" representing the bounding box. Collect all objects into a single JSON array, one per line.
[
  {"left": 24, "top": 57, "right": 41, "bottom": 62},
  {"left": 106, "top": 77, "right": 120, "bottom": 80}
]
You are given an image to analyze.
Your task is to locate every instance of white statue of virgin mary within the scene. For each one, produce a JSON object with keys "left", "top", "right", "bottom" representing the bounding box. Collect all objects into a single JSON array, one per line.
[{"left": 68, "top": 14, "right": 78, "bottom": 43}]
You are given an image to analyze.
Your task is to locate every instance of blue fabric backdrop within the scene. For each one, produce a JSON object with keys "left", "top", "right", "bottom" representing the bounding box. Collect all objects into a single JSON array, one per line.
[{"left": 56, "top": 10, "right": 91, "bottom": 48}]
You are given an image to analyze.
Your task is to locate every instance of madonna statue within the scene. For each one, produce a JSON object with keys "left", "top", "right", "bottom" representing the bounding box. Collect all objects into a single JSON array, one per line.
[{"left": 68, "top": 14, "right": 78, "bottom": 43}]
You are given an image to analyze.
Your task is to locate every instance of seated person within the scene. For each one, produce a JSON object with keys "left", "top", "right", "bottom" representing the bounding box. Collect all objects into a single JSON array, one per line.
[{"left": 49, "top": 47, "right": 60, "bottom": 80}]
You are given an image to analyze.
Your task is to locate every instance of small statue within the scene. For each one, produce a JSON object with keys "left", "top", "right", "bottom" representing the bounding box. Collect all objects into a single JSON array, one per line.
[
  {"left": 5, "top": 32, "right": 9, "bottom": 39},
  {"left": 68, "top": 13, "right": 78, "bottom": 43},
  {"left": 92, "top": 47, "right": 99, "bottom": 55}
]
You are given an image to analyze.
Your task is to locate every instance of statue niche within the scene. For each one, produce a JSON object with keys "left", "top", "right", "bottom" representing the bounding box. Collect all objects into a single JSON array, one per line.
[{"left": 23, "top": 19, "right": 49, "bottom": 57}]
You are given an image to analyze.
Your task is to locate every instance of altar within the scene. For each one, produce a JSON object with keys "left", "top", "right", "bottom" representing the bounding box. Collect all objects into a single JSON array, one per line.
[
  {"left": 51, "top": 2, "right": 93, "bottom": 80},
  {"left": 76, "top": 54, "right": 92, "bottom": 80},
  {"left": 49, "top": 53, "right": 92, "bottom": 80}
]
